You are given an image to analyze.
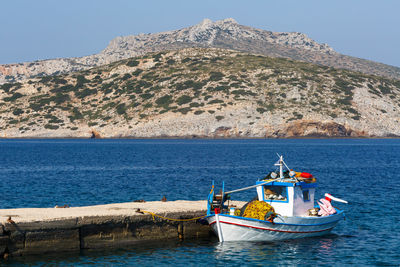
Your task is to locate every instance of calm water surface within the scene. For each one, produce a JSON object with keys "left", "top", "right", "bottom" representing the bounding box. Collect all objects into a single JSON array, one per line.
[{"left": 0, "top": 139, "right": 399, "bottom": 266}]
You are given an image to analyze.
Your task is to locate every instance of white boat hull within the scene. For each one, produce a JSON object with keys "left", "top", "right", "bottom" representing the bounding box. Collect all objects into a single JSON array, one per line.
[{"left": 205, "top": 211, "right": 344, "bottom": 242}]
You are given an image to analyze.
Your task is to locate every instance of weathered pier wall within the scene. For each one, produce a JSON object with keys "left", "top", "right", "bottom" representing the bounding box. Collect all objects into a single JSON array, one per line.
[{"left": 0, "top": 200, "right": 221, "bottom": 258}]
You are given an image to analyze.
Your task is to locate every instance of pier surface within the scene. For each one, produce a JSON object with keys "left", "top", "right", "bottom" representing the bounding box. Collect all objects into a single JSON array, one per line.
[{"left": 0, "top": 200, "right": 243, "bottom": 258}]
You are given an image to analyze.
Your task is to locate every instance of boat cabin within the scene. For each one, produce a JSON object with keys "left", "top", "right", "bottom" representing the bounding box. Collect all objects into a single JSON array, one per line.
[
  {"left": 207, "top": 156, "right": 319, "bottom": 218},
  {"left": 256, "top": 180, "right": 317, "bottom": 216},
  {"left": 254, "top": 155, "right": 318, "bottom": 217}
]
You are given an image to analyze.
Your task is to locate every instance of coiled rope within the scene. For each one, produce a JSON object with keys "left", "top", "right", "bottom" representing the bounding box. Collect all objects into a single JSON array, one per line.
[{"left": 135, "top": 208, "right": 207, "bottom": 222}]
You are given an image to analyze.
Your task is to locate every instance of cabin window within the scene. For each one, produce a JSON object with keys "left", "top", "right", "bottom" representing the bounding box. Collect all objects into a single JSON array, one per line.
[
  {"left": 263, "top": 186, "right": 287, "bottom": 201},
  {"left": 302, "top": 190, "right": 310, "bottom": 201}
]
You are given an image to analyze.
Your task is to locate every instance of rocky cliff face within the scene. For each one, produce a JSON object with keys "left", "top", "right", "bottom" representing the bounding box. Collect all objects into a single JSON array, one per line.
[
  {"left": 1, "top": 48, "right": 399, "bottom": 138},
  {"left": 1, "top": 18, "right": 399, "bottom": 84}
]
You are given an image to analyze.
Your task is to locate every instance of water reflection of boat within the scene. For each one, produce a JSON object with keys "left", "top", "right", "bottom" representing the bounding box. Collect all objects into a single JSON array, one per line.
[
  {"left": 213, "top": 236, "right": 338, "bottom": 264},
  {"left": 205, "top": 155, "right": 347, "bottom": 242}
]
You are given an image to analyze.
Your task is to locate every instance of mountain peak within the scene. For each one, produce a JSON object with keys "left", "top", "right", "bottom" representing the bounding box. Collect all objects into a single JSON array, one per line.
[
  {"left": 1, "top": 18, "right": 399, "bottom": 84},
  {"left": 195, "top": 18, "right": 238, "bottom": 27},
  {"left": 217, "top": 18, "right": 238, "bottom": 24},
  {"left": 197, "top": 18, "right": 213, "bottom": 27},
  {"left": 186, "top": 18, "right": 243, "bottom": 44}
]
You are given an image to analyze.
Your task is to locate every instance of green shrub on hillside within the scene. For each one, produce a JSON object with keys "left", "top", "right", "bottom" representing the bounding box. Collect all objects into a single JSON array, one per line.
[
  {"left": 52, "top": 92, "right": 70, "bottom": 104},
  {"left": 40, "top": 76, "right": 52, "bottom": 83},
  {"left": 277, "top": 78, "right": 286, "bottom": 85},
  {"left": 214, "top": 86, "right": 230, "bottom": 93},
  {"left": 292, "top": 112, "right": 303, "bottom": 119},
  {"left": 335, "top": 78, "right": 354, "bottom": 94},
  {"left": 175, "top": 107, "right": 192, "bottom": 114},
  {"left": 132, "top": 69, "right": 143, "bottom": 76},
  {"left": 137, "top": 80, "right": 152, "bottom": 88},
  {"left": 3, "top": 92, "right": 24, "bottom": 102},
  {"left": 48, "top": 117, "right": 64, "bottom": 124},
  {"left": 208, "top": 99, "right": 224, "bottom": 105},
  {"left": 231, "top": 89, "right": 256, "bottom": 96},
  {"left": 101, "top": 82, "right": 114, "bottom": 92},
  {"left": 203, "top": 95, "right": 212, "bottom": 101},
  {"left": 189, "top": 102, "right": 202, "bottom": 107},
  {"left": 52, "top": 78, "right": 68, "bottom": 84},
  {"left": 76, "top": 75, "right": 90, "bottom": 88},
  {"left": 122, "top": 73, "right": 132, "bottom": 80},
  {"left": 51, "top": 84, "right": 75, "bottom": 93},
  {"left": 44, "top": 124, "right": 59, "bottom": 130},
  {"left": 153, "top": 53, "right": 163, "bottom": 62},
  {"left": 209, "top": 72, "right": 224, "bottom": 81},
  {"left": 29, "top": 103, "right": 42, "bottom": 111},
  {"left": 156, "top": 95, "right": 173, "bottom": 107},
  {"left": 166, "top": 59, "right": 176, "bottom": 65},
  {"left": 0, "top": 83, "right": 15, "bottom": 93},
  {"left": 13, "top": 108, "right": 24, "bottom": 116},
  {"left": 140, "top": 93, "right": 154, "bottom": 100},
  {"left": 174, "top": 80, "right": 205, "bottom": 91},
  {"left": 126, "top": 59, "right": 140, "bottom": 67},
  {"left": 230, "top": 82, "right": 241, "bottom": 88},
  {"left": 378, "top": 84, "right": 391, "bottom": 95},
  {"left": 68, "top": 107, "right": 83, "bottom": 122},
  {"left": 176, "top": 95, "right": 192, "bottom": 105},
  {"left": 142, "top": 72, "right": 157, "bottom": 80},
  {"left": 143, "top": 103, "right": 153, "bottom": 109},
  {"left": 75, "top": 88, "right": 97, "bottom": 98},
  {"left": 256, "top": 107, "right": 267, "bottom": 114},
  {"left": 345, "top": 107, "right": 359, "bottom": 115}
]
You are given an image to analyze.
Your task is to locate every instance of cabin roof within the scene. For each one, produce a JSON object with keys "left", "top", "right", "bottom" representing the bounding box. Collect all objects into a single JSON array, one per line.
[{"left": 256, "top": 180, "right": 317, "bottom": 188}]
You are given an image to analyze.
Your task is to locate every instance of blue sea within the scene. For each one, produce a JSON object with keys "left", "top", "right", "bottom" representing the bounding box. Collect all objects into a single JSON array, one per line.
[{"left": 1, "top": 139, "right": 399, "bottom": 266}]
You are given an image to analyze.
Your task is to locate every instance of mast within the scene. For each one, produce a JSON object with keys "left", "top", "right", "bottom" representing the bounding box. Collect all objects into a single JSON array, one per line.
[{"left": 274, "top": 155, "right": 284, "bottom": 178}]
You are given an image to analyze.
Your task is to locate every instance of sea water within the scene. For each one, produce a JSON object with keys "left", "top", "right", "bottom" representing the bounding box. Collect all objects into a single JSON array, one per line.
[{"left": 0, "top": 139, "right": 399, "bottom": 266}]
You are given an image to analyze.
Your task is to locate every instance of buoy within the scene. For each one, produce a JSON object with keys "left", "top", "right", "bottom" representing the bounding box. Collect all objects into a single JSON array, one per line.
[{"left": 300, "top": 172, "right": 313, "bottom": 178}]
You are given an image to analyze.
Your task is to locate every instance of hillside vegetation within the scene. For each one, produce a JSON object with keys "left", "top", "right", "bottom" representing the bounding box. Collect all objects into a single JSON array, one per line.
[{"left": 1, "top": 48, "right": 400, "bottom": 138}]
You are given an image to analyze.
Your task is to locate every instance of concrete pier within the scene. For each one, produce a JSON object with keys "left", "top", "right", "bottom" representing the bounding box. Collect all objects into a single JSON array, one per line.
[{"left": 0, "top": 200, "right": 243, "bottom": 258}]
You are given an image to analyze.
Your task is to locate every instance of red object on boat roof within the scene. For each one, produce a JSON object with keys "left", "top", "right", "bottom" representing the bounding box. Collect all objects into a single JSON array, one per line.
[{"left": 300, "top": 172, "right": 313, "bottom": 178}]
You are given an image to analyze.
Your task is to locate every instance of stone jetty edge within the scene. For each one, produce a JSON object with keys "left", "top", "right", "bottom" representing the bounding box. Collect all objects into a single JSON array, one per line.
[{"left": 0, "top": 200, "right": 247, "bottom": 259}]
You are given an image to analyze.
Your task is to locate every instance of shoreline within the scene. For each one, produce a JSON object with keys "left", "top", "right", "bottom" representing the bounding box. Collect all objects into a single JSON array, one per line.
[{"left": 0, "top": 136, "right": 399, "bottom": 140}]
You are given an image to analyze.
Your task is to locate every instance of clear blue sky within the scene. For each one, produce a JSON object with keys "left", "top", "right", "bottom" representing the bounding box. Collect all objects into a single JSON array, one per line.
[{"left": 1, "top": 0, "right": 400, "bottom": 67}]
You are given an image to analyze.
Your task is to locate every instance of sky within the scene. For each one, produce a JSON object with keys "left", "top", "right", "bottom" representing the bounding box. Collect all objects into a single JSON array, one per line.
[{"left": 1, "top": 0, "right": 400, "bottom": 67}]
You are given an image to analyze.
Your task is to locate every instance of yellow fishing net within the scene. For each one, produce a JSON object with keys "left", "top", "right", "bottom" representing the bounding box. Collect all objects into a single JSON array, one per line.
[{"left": 242, "top": 200, "right": 275, "bottom": 220}]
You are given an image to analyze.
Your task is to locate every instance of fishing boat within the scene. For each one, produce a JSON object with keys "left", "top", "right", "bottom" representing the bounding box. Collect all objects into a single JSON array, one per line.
[{"left": 205, "top": 155, "right": 347, "bottom": 242}]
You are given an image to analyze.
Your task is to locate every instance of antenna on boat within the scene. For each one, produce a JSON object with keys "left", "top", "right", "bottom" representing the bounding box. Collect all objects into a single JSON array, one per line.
[{"left": 275, "top": 154, "right": 297, "bottom": 180}]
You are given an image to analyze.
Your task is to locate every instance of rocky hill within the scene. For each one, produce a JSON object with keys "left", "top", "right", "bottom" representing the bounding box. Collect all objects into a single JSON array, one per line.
[
  {"left": 1, "top": 48, "right": 399, "bottom": 138},
  {"left": 1, "top": 18, "right": 400, "bottom": 84}
]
